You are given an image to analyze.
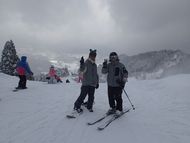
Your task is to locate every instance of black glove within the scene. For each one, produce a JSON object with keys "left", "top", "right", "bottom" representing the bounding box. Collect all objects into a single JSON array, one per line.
[
  {"left": 96, "top": 83, "right": 99, "bottom": 89},
  {"left": 80, "top": 56, "right": 84, "bottom": 65},
  {"left": 116, "top": 79, "right": 125, "bottom": 89},
  {"left": 102, "top": 59, "right": 107, "bottom": 68}
]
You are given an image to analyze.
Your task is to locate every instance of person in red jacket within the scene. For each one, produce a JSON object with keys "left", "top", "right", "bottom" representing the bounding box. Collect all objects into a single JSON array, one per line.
[
  {"left": 16, "top": 56, "right": 33, "bottom": 89},
  {"left": 48, "top": 65, "right": 56, "bottom": 76},
  {"left": 47, "top": 65, "right": 62, "bottom": 83}
]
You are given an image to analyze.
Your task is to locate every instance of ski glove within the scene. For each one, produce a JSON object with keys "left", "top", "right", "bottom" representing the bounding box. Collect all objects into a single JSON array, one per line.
[
  {"left": 80, "top": 56, "right": 85, "bottom": 71},
  {"left": 96, "top": 83, "right": 99, "bottom": 89},
  {"left": 116, "top": 79, "right": 125, "bottom": 89},
  {"left": 102, "top": 59, "right": 108, "bottom": 68},
  {"left": 80, "top": 56, "right": 84, "bottom": 65}
]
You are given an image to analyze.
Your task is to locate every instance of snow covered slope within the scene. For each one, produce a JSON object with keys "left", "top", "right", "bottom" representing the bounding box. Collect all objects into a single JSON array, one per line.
[{"left": 0, "top": 73, "right": 190, "bottom": 143}]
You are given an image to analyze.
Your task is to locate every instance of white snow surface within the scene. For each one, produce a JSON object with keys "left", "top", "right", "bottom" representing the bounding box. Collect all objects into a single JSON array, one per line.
[{"left": 0, "top": 73, "right": 190, "bottom": 143}]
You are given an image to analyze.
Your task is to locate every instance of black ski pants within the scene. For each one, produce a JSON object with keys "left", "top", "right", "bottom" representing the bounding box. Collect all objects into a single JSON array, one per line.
[
  {"left": 108, "top": 86, "right": 123, "bottom": 111},
  {"left": 74, "top": 86, "right": 95, "bottom": 110},
  {"left": 18, "top": 75, "right": 27, "bottom": 88}
]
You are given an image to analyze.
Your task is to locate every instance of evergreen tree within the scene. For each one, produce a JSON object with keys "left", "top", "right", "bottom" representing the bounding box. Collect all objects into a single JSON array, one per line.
[
  {"left": 0, "top": 62, "right": 2, "bottom": 72},
  {"left": 0, "top": 40, "right": 20, "bottom": 75}
]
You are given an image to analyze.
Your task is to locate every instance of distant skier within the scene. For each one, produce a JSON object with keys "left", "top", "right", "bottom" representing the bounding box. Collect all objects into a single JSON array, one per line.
[
  {"left": 77, "top": 71, "right": 83, "bottom": 83},
  {"left": 102, "top": 52, "right": 128, "bottom": 115},
  {"left": 16, "top": 56, "right": 33, "bottom": 89},
  {"left": 73, "top": 49, "right": 99, "bottom": 113}
]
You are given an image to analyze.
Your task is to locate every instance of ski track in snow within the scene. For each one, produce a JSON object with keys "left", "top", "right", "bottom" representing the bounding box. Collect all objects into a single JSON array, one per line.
[{"left": 0, "top": 73, "right": 190, "bottom": 143}]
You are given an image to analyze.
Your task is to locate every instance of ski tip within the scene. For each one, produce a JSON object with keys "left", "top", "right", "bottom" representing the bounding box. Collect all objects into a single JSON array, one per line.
[
  {"left": 87, "top": 122, "right": 95, "bottom": 125},
  {"left": 87, "top": 122, "right": 92, "bottom": 125},
  {"left": 97, "top": 127, "right": 104, "bottom": 131},
  {"left": 66, "top": 115, "right": 76, "bottom": 119}
]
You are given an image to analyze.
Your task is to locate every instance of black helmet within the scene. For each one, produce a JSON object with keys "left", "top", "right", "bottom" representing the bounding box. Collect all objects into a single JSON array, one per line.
[{"left": 109, "top": 52, "right": 119, "bottom": 62}]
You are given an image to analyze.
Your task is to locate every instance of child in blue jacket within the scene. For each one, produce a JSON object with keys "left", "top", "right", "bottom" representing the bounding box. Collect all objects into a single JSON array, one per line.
[{"left": 16, "top": 56, "right": 33, "bottom": 89}]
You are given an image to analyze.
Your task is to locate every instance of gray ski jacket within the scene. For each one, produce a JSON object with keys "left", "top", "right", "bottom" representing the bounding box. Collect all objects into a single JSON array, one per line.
[
  {"left": 80, "top": 58, "right": 99, "bottom": 87},
  {"left": 102, "top": 61, "right": 128, "bottom": 87}
]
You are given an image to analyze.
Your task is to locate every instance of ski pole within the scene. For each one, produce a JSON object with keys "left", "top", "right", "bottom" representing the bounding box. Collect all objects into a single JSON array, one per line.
[{"left": 123, "top": 89, "right": 135, "bottom": 110}]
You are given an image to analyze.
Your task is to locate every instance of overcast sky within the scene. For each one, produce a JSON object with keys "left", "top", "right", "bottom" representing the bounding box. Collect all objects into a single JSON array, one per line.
[{"left": 0, "top": 0, "right": 190, "bottom": 71}]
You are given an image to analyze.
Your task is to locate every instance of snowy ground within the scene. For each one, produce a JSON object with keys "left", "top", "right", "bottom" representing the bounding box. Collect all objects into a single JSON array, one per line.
[{"left": 0, "top": 73, "right": 190, "bottom": 143}]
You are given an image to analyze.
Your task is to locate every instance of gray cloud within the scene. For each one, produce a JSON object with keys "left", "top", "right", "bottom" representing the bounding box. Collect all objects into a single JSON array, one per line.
[
  {"left": 108, "top": 0, "right": 190, "bottom": 54},
  {"left": 0, "top": 0, "right": 190, "bottom": 72}
]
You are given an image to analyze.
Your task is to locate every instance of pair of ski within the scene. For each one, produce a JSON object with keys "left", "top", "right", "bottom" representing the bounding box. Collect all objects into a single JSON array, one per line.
[
  {"left": 87, "top": 108, "right": 131, "bottom": 130},
  {"left": 66, "top": 108, "right": 131, "bottom": 130}
]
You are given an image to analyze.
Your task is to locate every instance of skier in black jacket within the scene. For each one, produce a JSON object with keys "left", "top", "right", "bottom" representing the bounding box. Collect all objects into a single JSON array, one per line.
[{"left": 102, "top": 52, "right": 128, "bottom": 115}]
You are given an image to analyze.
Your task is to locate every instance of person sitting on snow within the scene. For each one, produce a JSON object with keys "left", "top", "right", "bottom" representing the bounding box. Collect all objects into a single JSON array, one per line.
[{"left": 47, "top": 65, "right": 58, "bottom": 84}]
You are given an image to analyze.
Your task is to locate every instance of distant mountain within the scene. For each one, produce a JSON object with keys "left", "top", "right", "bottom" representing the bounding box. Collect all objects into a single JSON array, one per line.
[{"left": 119, "top": 49, "right": 190, "bottom": 79}]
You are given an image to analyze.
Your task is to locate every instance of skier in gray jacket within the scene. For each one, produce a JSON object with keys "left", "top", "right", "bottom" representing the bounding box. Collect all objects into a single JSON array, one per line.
[
  {"left": 102, "top": 52, "right": 128, "bottom": 114},
  {"left": 74, "top": 49, "right": 99, "bottom": 113}
]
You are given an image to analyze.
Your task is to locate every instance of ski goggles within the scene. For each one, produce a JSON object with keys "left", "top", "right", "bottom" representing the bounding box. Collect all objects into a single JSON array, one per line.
[{"left": 110, "top": 55, "right": 118, "bottom": 61}]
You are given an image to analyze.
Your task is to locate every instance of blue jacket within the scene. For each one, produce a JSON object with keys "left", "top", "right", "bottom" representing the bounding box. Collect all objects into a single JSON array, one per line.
[{"left": 16, "top": 56, "right": 32, "bottom": 75}]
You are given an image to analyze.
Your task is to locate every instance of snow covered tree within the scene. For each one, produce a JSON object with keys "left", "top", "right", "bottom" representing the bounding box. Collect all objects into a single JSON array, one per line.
[
  {"left": 0, "top": 62, "right": 2, "bottom": 72},
  {"left": 0, "top": 40, "right": 20, "bottom": 75}
]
